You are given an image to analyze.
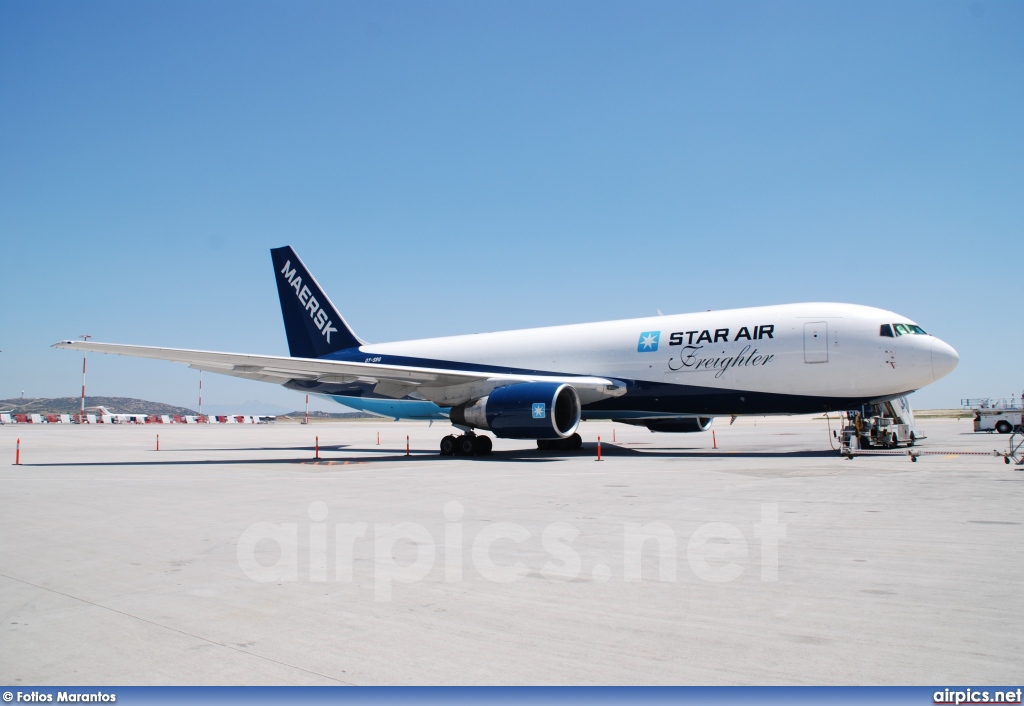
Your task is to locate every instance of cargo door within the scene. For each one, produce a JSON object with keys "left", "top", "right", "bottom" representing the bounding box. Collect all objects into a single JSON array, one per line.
[{"left": 804, "top": 321, "right": 828, "bottom": 363}]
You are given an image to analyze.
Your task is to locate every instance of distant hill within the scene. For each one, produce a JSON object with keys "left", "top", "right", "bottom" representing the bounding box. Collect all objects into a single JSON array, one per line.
[
  {"left": 0, "top": 397, "right": 198, "bottom": 416},
  {"left": 280, "top": 410, "right": 378, "bottom": 419}
]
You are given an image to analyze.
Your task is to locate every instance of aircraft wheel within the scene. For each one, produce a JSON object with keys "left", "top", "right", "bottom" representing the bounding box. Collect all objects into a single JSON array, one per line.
[
  {"left": 537, "top": 439, "right": 552, "bottom": 450},
  {"left": 474, "top": 435, "right": 492, "bottom": 455},
  {"left": 440, "top": 435, "right": 456, "bottom": 456},
  {"left": 457, "top": 435, "right": 477, "bottom": 456},
  {"left": 568, "top": 433, "right": 582, "bottom": 450},
  {"left": 996, "top": 421, "right": 1013, "bottom": 434}
]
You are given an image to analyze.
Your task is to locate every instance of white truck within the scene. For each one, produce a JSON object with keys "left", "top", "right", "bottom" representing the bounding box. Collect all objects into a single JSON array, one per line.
[{"left": 962, "top": 398, "right": 1023, "bottom": 434}]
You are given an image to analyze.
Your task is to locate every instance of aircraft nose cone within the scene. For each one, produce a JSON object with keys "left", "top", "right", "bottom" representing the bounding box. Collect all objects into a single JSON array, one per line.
[{"left": 931, "top": 338, "right": 959, "bottom": 381}]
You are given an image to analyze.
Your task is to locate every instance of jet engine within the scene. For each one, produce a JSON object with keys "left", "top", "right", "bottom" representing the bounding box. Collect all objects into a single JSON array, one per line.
[
  {"left": 449, "top": 382, "right": 581, "bottom": 439},
  {"left": 630, "top": 417, "right": 714, "bottom": 433}
]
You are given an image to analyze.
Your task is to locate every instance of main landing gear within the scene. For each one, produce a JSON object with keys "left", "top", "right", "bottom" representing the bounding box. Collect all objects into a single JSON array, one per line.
[
  {"left": 438, "top": 432, "right": 584, "bottom": 456},
  {"left": 537, "top": 433, "right": 583, "bottom": 451},
  {"left": 440, "top": 432, "right": 492, "bottom": 456}
]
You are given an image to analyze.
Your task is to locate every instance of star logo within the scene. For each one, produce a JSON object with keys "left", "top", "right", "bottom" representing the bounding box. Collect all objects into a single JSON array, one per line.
[
  {"left": 637, "top": 331, "right": 660, "bottom": 352},
  {"left": 532, "top": 403, "right": 546, "bottom": 419}
]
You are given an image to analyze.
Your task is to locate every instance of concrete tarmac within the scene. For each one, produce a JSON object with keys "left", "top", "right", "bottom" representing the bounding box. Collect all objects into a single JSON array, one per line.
[{"left": 1, "top": 416, "right": 1021, "bottom": 685}]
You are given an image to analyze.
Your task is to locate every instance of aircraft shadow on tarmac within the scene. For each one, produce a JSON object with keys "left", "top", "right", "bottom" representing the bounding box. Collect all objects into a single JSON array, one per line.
[{"left": 23, "top": 443, "right": 838, "bottom": 468}]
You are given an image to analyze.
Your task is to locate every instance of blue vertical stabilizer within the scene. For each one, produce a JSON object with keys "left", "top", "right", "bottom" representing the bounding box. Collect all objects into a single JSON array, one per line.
[{"left": 270, "top": 246, "right": 363, "bottom": 358}]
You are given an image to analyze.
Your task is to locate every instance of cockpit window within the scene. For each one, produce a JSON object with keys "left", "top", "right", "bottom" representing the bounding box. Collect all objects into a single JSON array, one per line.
[
  {"left": 892, "top": 323, "right": 928, "bottom": 336},
  {"left": 880, "top": 324, "right": 894, "bottom": 337}
]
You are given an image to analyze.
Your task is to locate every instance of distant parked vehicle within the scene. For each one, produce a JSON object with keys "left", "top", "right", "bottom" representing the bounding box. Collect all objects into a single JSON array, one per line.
[{"left": 963, "top": 398, "right": 1023, "bottom": 434}]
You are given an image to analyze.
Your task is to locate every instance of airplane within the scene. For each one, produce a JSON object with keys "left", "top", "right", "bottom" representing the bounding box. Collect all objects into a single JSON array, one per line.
[
  {"left": 55, "top": 246, "right": 959, "bottom": 456},
  {"left": 85, "top": 405, "right": 145, "bottom": 424}
]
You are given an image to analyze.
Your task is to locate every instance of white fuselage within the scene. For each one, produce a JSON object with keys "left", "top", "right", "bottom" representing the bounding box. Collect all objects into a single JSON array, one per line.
[{"left": 333, "top": 302, "right": 958, "bottom": 418}]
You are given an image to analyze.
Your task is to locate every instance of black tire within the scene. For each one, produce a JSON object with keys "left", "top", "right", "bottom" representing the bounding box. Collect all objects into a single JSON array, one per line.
[
  {"left": 908, "top": 431, "right": 916, "bottom": 447},
  {"left": 568, "top": 433, "right": 582, "bottom": 450},
  {"left": 537, "top": 439, "right": 552, "bottom": 450},
  {"left": 440, "top": 435, "right": 457, "bottom": 456},
  {"left": 457, "top": 435, "right": 477, "bottom": 456},
  {"left": 889, "top": 433, "right": 899, "bottom": 449},
  {"left": 996, "top": 420, "right": 1013, "bottom": 434},
  {"left": 474, "top": 435, "right": 492, "bottom": 455}
]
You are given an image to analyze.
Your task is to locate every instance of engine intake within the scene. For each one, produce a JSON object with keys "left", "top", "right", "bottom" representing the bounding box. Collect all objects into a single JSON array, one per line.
[{"left": 449, "top": 382, "right": 581, "bottom": 439}]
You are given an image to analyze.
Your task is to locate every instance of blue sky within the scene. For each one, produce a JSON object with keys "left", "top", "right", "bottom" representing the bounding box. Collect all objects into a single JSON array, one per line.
[{"left": 1, "top": 0, "right": 1021, "bottom": 413}]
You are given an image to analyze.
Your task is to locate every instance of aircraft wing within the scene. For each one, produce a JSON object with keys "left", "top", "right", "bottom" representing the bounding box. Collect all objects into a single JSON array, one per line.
[{"left": 51, "top": 340, "right": 627, "bottom": 406}]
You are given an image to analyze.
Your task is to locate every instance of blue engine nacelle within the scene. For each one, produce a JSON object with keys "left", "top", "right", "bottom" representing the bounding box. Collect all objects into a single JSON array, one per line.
[
  {"left": 644, "top": 417, "right": 713, "bottom": 433},
  {"left": 449, "top": 382, "right": 582, "bottom": 440}
]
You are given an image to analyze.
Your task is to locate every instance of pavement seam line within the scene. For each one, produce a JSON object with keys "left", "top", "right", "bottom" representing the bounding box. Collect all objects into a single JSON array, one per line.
[{"left": 0, "top": 572, "right": 356, "bottom": 685}]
